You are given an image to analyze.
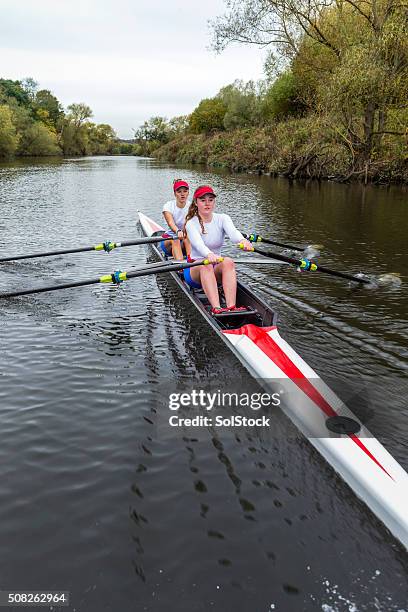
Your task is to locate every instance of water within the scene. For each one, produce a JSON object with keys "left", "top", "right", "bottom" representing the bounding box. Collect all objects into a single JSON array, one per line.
[{"left": 0, "top": 156, "right": 407, "bottom": 611}]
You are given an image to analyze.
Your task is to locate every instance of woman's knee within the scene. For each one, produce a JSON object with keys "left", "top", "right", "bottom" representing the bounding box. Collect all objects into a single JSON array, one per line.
[
  {"left": 200, "top": 265, "right": 216, "bottom": 279},
  {"left": 222, "top": 257, "right": 235, "bottom": 271}
]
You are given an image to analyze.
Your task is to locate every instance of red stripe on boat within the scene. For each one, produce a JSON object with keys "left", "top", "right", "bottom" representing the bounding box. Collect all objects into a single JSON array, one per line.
[{"left": 224, "top": 324, "right": 392, "bottom": 479}]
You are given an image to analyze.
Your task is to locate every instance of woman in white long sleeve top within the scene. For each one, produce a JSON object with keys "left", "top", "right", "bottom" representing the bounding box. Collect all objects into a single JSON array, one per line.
[
  {"left": 184, "top": 185, "right": 252, "bottom": 315},
  {"left": 161, "top": 179, "right": 191, "bottom": 260}
]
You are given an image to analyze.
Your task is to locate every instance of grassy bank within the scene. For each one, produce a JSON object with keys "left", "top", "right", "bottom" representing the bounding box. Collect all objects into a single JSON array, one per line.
[{"left": 153, "top": 116, "right": 407, "bottom": 184}]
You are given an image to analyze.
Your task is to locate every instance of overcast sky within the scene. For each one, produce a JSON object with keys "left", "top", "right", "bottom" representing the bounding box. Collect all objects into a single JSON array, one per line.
[{"left": 0, "top": 0, "right": 265, "bottom": 138}]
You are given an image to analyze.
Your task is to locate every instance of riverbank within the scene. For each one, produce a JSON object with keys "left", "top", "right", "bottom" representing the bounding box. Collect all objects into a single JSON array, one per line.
[{"left": 153, "top": 117, "right": 407, "bottom": 184}]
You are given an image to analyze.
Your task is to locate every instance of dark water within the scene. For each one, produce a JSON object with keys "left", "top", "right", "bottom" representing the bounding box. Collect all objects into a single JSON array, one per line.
[{"left": 0, "top": 156, "right": 407, "bottom": 611}]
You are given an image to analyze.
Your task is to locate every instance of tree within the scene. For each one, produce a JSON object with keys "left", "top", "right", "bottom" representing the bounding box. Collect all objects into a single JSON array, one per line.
[
  {"left": 66, "top": 103, "right": 93, "bottom": 127},
  {"left": 0, "top": 79, "right": 30, "bottom": 107},
  {"left": 262, "top": 71, "right": 305, "bottom": 121},
  {"left": 189, "top": 98, "right": 227, "bottom": 133},
  {"left": 168, "top": 115, "right": 189, "bottom": 137},
  {"left": 210, "top": 0, "right": 342, "bottom": 65},
  {"left": 133, "top": 116, "right": 173, "bottom": 155},
  {"left": 60, "top": 120, "right": 89, "bottom": 155},
  {"left": 21, "top": 77, "right": 39, "bottom": 102},
  {"left": 217, "top": 80, "right": 263, "bottom": 129},
  {"left": 33, "top": 90, "right": 64, "bottom": 126},
  {"left": 17, "top": 122, "right": 60, "bottom": 156},
  {"left": 134, "top": 116, "right": 171, "bottom": 144},
  {"left": 0, "top": 105, "right": 19, "bottom": 157},
  {"left": 60, "top": 103, "right": 94, "bottom": 155},
  {"left": 87, "top": 123, "right": 117, "bottom": 154},
  {"left": 0, "top": 80, "right": 120, "bottom": 158},
  {"left": 210, "top": 0, "right": 408, "bottom": 166},
  {"left": 118, "top": 142, "right": 134, "bottom": 155},
  {"left": 319, "top": 7, "right": 408, "bottom": 159},
  {"left": 9, "top": 103, "right": 33, "bottom": 137}
]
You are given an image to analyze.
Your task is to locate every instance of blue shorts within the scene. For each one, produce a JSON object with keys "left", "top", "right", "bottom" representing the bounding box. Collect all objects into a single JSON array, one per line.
[
  {"left": 160, "top": 240, "right": 172, "bottom": 256},
  {"left": 183, "top": 266, "right": 202, "bottom": 289}
]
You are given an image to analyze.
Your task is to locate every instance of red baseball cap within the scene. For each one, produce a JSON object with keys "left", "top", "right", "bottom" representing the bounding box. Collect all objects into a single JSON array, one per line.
[
  {"left": 173, "top": 180, "right": 189, "bottom": 192},
  {"left": 193, "top": 185, "right": 217, "bottom": 199}
]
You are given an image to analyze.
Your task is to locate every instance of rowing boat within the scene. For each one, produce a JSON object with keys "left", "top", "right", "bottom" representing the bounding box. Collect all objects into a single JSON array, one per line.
[{"left": 138, "top": 211, "right": 408, "bottom": 550}]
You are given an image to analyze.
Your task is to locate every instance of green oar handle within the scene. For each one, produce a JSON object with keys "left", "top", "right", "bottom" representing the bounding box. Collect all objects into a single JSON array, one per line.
[
  {"left": 248, "top": 245, "right": 370, "bottom": 285},
  {"left": 0, "top": 235, "right": 174, "bottom": 264},
  {"left": 0, "top": 258, "right": 213, "bottom": 299}
]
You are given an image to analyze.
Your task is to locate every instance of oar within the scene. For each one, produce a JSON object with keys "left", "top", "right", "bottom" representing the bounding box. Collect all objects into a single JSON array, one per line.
[
  {"left": 0, "top": 258, "right": 218, "bottom": 299},
  {"left": 0, "top": 234, "right": 176, "bottom": 264},
  {"left": 233, "top": 258, "right": 289, "bottom": 265},
  {"left": 242, "top": 245, "right": 370, "bottom": 285},
  {"left": 241, "top": 232, "right": 306, "bottom": 252}
]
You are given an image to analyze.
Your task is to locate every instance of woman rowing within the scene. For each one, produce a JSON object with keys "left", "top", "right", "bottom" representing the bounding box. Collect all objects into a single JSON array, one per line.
[
  {"left": 161, "top": 179, "right": 191, "bottom": 260},
  {"left": 184, "top": 185, "right": 252, "bottom": 315}
]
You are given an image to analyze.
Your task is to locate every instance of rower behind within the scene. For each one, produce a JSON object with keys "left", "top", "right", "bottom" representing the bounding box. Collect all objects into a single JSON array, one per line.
[{"left": 162, "top": 179, "right": 191, "bottom": 261}]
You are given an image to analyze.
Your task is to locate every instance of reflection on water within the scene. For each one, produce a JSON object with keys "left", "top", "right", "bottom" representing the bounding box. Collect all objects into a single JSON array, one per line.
[{"left": 0, "top": 156, "right": 407, "bottom": 611}]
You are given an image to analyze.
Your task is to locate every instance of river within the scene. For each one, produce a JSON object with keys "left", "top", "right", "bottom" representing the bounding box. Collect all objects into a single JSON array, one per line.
[{"left": 0, "top": 156, "right": 407, "bottom": 611}]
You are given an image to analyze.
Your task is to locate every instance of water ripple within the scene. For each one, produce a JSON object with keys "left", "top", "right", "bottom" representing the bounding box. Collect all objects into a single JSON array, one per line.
[{"left": 0, "top": 157, "right": 407, "bottom": 611}]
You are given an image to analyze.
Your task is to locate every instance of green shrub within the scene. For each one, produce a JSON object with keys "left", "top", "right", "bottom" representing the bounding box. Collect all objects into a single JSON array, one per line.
[
  {"left": 0, "top": 104, "right": 19, "bottom": 156},
  {"left": 189, "top": 98, "right": 227, "bottom": 134}
]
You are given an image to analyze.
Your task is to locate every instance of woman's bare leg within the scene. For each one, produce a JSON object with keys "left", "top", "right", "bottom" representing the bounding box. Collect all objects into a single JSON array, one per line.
[
  {"left": 184, "top": 237, "right": 191, "bottom": 259},
  {"left": 214, "top": 258, "right": 237, "bottom": 308},
  {"left": 189, "top": 266, "right": 220, "bottom": 308},
  {"left": 170, "top": 239, "right": 183, "bottom": 260}
]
